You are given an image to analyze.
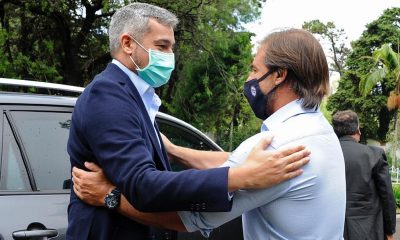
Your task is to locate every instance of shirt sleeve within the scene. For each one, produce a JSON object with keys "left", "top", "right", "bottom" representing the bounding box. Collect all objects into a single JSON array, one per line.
[
  {"left": 178, "top": 181, "right": 290, "bottom": 237},
  {"left": 178, "top": 132, "right": 290, "bottom": 237}
]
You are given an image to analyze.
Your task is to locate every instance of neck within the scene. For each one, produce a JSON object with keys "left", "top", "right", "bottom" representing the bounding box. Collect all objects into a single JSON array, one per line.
[
  {"left": 350, "top": 134, "right": 360, "bottom": 142},
  {"left": 114, "top": 52, "right": 137, "bottom": 73},
  {"left": 270, "top": 85, "right": 299, "bottom": 113}
]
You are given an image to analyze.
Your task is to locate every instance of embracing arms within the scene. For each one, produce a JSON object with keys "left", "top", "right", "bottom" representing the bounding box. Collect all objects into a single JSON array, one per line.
[{"left": 72, "top": 135, "right": 310, "bottom": 230}]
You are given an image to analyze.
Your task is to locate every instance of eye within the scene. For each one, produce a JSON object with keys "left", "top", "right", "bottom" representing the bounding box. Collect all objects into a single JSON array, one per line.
[
  {"left": 155, "top": 44, "right": 170, "bottom": 52},
  {"left": 155, "top": 45, "right": 163, "bottom": 51}
]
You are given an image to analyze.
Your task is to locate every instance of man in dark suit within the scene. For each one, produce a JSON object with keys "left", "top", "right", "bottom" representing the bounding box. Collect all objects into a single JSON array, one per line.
[
  {"left": 332, "top": 110, "right": 396, "bottom": 240},
  {"left": 67, "top": 3, "right": 310, "bottom": 240}
]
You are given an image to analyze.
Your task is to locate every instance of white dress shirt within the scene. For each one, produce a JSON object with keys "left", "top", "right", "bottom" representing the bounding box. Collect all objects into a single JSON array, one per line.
[
  {"left": 178, "top": 99, "right": 346, "bottom": 240},
  {"left": 112, "top": 59, "right": 161, "bottom": 144}
]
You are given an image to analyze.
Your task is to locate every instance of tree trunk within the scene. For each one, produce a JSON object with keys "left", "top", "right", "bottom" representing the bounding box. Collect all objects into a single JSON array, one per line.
[
  {"left": 62, "top": 43, "right": 83, "bottom": 86},
  {"left": 378, "top": 107, "right": 391, "bottom": 141}
]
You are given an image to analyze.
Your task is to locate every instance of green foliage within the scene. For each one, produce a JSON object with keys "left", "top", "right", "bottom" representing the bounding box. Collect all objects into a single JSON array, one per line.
[
  {"left": 1, "top": 0, "right": 125, "bottom": 85},
  {"left": 0, "top": 29, "right": 12, "bottom": 76},
  {"left": 320, "top": 98, "right": 333, "bottom": 123},
  {"left": 166, "top": 31, "right": 260, "bottom": 150},
  {"left": 392, "top": 183, "right": 400, "bottom": 208},
  {"left": 1, "top": 0, "right": 264, "bottom": 151},
  {"left": 359, "top": 67, "right": 388, "bottom": 96},
  {"left": 359, "top": 44, "right": 400, "bottom": 96},
  {"left": 0, "top": 24, "right": 62, "bottom": 82},
  {"left": 327, "top": 7, "right": 400, "bottom": 142}
]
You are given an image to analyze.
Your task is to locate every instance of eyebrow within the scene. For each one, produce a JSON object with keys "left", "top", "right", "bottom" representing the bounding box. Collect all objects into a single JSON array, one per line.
[{"left": 154, "top": 39, "right": 175, "bottom": 47}]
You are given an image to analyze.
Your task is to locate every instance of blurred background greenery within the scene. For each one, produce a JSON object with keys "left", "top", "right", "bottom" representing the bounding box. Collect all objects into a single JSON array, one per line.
[{"left": 0, "top": 1, "right": 399, "bottom": 155}]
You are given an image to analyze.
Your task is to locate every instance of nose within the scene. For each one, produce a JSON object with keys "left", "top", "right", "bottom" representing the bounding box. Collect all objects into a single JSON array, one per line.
[{"left": 245, "top": 75, "right": 254, "bottom": 82}]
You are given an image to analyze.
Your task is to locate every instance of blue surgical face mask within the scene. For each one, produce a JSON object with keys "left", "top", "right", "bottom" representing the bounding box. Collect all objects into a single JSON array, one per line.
[
  {"left": 129, "top": 36, "right": 175, "bottom": 88},
  {"left": 243, "top": 69, "right": 278, "bottom": 120}
]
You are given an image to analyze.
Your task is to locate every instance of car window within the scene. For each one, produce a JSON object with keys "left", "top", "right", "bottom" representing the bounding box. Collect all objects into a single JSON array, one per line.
[
  {"left": 157, "top": 121, "right": 214, "bottom": 151},
  {"left": 0, "top": 115, "right": 30, "bottom": 191},
  {"left": 157, "top": 119, "right": 217, "bottom": 172},
  {"left": 10, "top": 111, "right": 71, "bottom": 191}
]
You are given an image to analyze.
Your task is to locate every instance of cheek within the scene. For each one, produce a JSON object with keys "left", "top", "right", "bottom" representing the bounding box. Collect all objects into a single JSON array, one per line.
[
  {"left": 134, "top": 50, "right": 150, "bottom": 68},
  {"left": 258, "top": 79, "right": 274, "bottom": 93}
]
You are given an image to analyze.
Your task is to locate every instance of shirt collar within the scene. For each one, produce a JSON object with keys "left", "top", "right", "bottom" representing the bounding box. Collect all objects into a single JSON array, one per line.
[
  {"left": 112, "top": 59, "right": 152, "bottom": 97},
  {"left": 261, "top": 99, "right": 318, "bottom": 131}
]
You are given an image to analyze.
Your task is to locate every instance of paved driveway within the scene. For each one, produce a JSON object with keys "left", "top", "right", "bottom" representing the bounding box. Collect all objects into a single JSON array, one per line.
[{"left": 395, "top": 215, "right": 400, "bottom": 239}]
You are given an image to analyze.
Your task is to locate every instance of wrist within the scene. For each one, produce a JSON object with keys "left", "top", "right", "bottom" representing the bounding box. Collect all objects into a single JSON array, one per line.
[
  {"left": 104, "top": 187, "right": 121, "bottom": 210},
  {"left": 98, "top": 185, "right": 115, "bottom": 206},
  {"left": 227, "top": 167, "right": 249, "bottom": 192}
]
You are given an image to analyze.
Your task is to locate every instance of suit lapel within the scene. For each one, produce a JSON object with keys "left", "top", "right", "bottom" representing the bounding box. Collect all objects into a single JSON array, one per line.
[
  {"left": 106, "top": 63, "right": 169, "bottom": 170},
  {"left": 154, "top": 122, "right": 171, "bottom": 171}
]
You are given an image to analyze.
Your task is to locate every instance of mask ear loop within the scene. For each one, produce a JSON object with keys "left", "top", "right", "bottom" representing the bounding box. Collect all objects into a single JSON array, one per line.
[
  {"left": 256, "top": 69, "right": 275, "bottom": 83},
  {"left": 129, "top": 35, "right": 149, "bottom": 53},
  {"left": 128, "top": 35, "right": 149, "bottom": 71},
  {"left": 129, "top": 55, "right": 141, "bottom": 70}
]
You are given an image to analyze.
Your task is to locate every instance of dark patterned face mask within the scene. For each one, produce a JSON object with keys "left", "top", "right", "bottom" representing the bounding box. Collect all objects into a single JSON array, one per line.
[{"left": 243, "top": 69, "right": 278, "bottom": 120}]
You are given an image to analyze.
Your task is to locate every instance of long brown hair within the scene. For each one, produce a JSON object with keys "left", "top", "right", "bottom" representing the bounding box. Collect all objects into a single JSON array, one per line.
[{"left": 261, "top": 29, "right": 329, "bottom": 109}]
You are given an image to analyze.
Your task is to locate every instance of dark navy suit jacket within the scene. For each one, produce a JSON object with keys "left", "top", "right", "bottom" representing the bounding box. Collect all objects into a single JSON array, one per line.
[{"left": 67, "top": 63, "right": 231, "bottom": 239}]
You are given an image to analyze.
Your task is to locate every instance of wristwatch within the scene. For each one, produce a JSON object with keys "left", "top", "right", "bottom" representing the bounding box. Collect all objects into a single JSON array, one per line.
[{"left": 104, "top": 188, "right": 121, "bottom": 210}]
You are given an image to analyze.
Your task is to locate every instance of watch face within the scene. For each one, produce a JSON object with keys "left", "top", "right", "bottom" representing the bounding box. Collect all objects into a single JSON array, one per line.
[{"left": 105, "top": 191, "right": 120, "bottom": 210}]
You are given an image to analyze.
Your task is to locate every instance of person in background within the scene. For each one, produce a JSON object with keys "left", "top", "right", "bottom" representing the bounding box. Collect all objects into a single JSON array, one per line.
[
  {"left": 73, "top": 28, "right": 346, "bottom": 240},
  {"left": 332, "top": 110, "right": 396, "bottom": 240}
]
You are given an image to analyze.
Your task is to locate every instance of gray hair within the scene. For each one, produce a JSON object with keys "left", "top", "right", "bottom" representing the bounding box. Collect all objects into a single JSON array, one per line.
[
  {"left": 332, "top": 110, "right": 359, "bottom": 138},
  {"left": 109, "top": 2, "right": 179, "bottom": 55}
]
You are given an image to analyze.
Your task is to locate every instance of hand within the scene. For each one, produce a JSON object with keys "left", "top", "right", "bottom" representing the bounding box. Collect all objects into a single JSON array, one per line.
[
  {"left": 160, "top": 132, "right": 176, "bottom": 161},
  {"left": 160, "top": 132, "right": 174, "bottom": 152},
  {"left": 386, "top": 234, "right": 393, "bottom": 240},
  {"left": 72, "top": 162, "right": 115, "bottom": 207},
  {"left": 230, "top": 135, "right": 311, "bottom": 190}
]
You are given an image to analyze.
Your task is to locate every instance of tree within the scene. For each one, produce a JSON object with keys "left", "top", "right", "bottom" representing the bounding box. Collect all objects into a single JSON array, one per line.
[
  {"left": 167, "top": 31, "right": 261, "bottom": 150},
  {"left": 302, "top": 20, "right": 351, "bottom": 77},
  {"left": 0, "top": 0, "right": 116, "bottom": 86},
  {"left": 327, "top": 7, "right": 400, "bottom": 142},
  {"left": 359, "top": 43, "right": 400, "bottom": 166},
  {"left": 153, "top": 0, "right": 264, "bottom": 149},
  {"left": 0, "top": 0, "right": 265, "bottom": 150},
  {"left": 359, "top": 43, "right": 400, "bottom": 107}
]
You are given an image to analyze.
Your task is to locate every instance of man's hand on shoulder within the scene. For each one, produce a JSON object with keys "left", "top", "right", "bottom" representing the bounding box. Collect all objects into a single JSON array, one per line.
[{"left": 228, "top": 135, "right": 310, "bottom": 192}]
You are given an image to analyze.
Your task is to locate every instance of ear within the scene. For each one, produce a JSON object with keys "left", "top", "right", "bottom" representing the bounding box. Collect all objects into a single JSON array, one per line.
[
  {"left": 275, "top": 68, "right": 287, "bottom": 85},
  {"left": 120, "top": 33, "right": 136, "bottom": 55}
]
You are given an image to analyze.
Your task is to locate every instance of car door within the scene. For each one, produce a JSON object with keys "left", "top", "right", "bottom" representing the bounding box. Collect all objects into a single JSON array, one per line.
[
  {"left": 0, "top": 106, "right": 243, "bottom": 240},
  {"left": 0, "top": 106, "right": 73, "bottom": 240},
  {"left": 157, "top": 114, "right": 244, "bottom": 240}
]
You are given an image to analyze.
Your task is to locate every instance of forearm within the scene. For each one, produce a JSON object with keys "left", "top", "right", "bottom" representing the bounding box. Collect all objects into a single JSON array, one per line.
[
  {"left": 179, "top": 181, "right": 288, "bottom": 233},
  {"left": 169, "top": 144, "right": 229, "bottom": 169},
  {"left": 119, "top": 195, "right": 187, "bottom": 232}
]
